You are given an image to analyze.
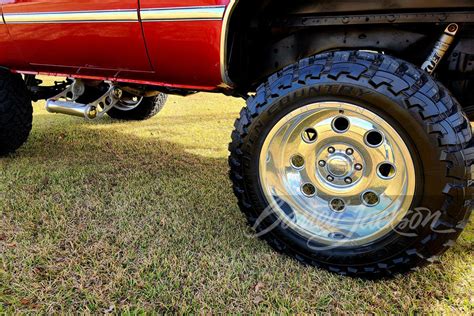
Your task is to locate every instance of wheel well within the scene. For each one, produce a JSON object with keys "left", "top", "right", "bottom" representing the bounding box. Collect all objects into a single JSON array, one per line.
[{"left": 225, "top": 0, "right": 474, "bottom": 99}]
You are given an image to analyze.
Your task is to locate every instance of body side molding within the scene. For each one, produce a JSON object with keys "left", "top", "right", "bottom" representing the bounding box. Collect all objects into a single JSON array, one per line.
[
  {"left": 3, "top": 10, "right": 138, "bottom": 24},
  {"left": 141, "top": 6, "right": 226, "bottom": 22},
  {"left": 3, "top": 6, "right": 228, "bottom": 24}
]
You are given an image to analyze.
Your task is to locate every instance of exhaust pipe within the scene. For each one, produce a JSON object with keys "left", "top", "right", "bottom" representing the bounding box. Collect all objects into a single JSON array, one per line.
[{"left": 46, "top": 100, "right": 97, "bottom": 119}]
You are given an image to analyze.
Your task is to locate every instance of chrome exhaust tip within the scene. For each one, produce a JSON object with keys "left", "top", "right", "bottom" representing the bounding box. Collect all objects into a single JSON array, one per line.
[{"left": 46, "top": 100, "right": 97, "bottom": 119}]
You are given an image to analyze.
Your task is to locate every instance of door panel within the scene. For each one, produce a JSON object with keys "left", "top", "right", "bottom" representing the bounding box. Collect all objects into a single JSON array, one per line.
[
  {"left": 1, "top": 0, "right": 152, "bottom": 73},
  {"left": 140, "top": 0, "right": 229, "bottom": 88}
]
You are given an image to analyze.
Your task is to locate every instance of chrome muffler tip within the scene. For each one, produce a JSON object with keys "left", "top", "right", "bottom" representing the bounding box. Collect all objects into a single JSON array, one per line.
[{"left": 46, "top": 100, "right": 97, "bottom": 119}]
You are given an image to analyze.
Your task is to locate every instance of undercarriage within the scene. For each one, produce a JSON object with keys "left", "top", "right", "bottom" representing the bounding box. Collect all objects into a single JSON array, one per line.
[{"left": 25, "top": 76, "right": 170, "bottom": 121}]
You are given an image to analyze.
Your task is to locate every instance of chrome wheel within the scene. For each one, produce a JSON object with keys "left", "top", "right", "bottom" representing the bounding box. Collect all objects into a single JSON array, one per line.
[
  {"left": 113, "top": 96, "right": 144, "bottom": 112},
  {"left": 259, "top": 102, "right": 416, "bottom": 246}
]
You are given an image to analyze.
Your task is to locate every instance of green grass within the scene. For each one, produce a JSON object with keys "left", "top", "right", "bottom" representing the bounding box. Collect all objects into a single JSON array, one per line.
[{"left": 0, "top": 88, "right": 473, "bottom": 313}]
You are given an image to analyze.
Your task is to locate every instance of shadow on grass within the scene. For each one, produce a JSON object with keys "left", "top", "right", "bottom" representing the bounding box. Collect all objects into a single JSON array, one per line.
[{"left": 0, "top": 111, "right": 472, "bottom": 313}]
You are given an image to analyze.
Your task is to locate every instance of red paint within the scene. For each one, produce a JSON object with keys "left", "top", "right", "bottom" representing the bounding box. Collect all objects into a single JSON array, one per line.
[
  {"left": 141, "top": 20, "right": 223, "bottom": 88},
  {"left": 0, "top": 0, "right": 232, "bottom": 91},
  {"left": 0, "top": 6, "right": 29, "bottom": 69},
  {"left": 1, "top": 0, "right": 138, "bottom": 13},
  {"left": 2, "top": 1, "right": 152, "bottom": 72},
  {"left": 139, "top": 1, "right": 229, "bottom": 88}
]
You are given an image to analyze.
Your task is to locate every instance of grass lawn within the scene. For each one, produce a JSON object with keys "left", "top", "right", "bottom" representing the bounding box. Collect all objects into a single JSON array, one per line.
[{"left": 0, "top": 85, "right": 473, "bottom": 313}]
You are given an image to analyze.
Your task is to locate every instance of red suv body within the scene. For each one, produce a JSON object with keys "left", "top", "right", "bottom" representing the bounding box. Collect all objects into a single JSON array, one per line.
[{"left": 0, "top": 0, "right": 234, "bottom": 91}]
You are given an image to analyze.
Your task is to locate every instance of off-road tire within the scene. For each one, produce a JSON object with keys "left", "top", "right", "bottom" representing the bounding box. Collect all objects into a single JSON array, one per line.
[
  {"left": 0, "top": 69, "right": 33, "bottom": 156},
  {"left": 229, "top": 51, "right": 473, "bottom": 278},
  {"left": 107, "top": 93, "right": 168, "bottom": 121}
]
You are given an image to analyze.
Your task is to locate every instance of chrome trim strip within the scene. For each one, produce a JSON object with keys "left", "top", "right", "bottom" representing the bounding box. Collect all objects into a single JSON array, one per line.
[
  {"left": 4, "top": 10, "right": 138, "bottom": 24},
  {"left": 220, "top": 0, "right": 238, "bottom": 87},
  {"left": 141, "top": 6, "right": 225, "bottom": 22}
]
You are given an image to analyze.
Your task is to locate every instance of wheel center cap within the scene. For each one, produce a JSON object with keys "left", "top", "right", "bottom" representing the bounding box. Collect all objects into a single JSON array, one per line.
[{"left": 327, "top": 156, "right": 351, "bottom": 177}]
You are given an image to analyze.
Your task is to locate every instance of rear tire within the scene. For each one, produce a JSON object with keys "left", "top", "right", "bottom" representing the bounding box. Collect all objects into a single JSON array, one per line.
[
  {"left": 107, "top": 93, "right": 168, "bottom": 121},
  {"left": 0, "top": 69, "right": 33, "bottom": 156},
  {"left": 229, "top": 51, "right": 473, "bottom": 278}
]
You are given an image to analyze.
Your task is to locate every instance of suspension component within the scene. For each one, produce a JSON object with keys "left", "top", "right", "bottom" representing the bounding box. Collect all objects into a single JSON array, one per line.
[{"left": 421, "top": 23, "right": 459, "bottom": 74}]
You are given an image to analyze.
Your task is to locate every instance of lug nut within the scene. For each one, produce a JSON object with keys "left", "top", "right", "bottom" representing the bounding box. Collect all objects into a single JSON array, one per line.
[
  {"left": 344, "top": 177, "right": 353, "bottom": 184},
  {"left": 328, "top": 147, "right": 336, "bottom": 154},
  {"left": 327, "top": 175, "right": 334, "bottom": 182},
  {"left": 318, "top": 160, "right": 326, "bottom": 167},
  {"left": 355, "top": 163, "right": 363, "bottom": 171},
  {"left": 346, "top": 148, "right": 354, "bottom": 155}
]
